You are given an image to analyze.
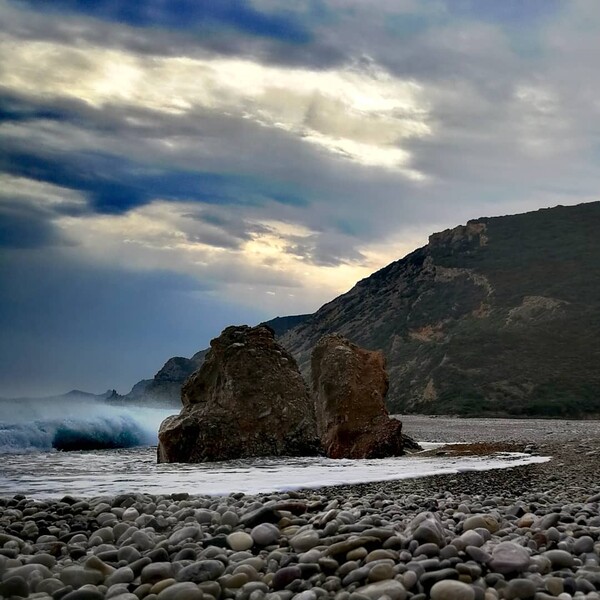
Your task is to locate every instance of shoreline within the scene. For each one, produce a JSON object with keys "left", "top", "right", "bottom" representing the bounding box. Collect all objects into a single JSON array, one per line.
[{"left": 0, "top": 419, "right": 599, "bottom": 599}]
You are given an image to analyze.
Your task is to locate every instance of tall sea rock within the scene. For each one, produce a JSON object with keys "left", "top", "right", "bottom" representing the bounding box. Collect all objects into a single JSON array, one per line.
[
  {"left": 157, "top": 325, "right": 320, "bottom": 463},
  {"left": 121, "top": 317, "right": 310, "bottom": 407},
  {"left": 311, "top": 334, "right": 415, "bottom": 458}
]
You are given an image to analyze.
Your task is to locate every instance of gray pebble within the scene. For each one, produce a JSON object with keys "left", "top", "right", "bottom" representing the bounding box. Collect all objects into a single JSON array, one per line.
[
  {"left": 463, "top": 515, "right": 499, "bottom": 533},
  {"left": 105, "top": 567, "right": 135, "bottom": 587},
  {"left": 504, "top": 578, "right": 536, "bottom": 600},
  {"left": 228, "top": 531, "right": 254, "bottom": 551},
  {"left": 0, "top": 575, "right": 29, "bottom": 598},
  {"left": 430, "top": 581, "right": 475, "bottom": 600},
  {"left": 156, "top": 581, "right": 204, "bottom": 600},
  {"left": 466, "top": 546, "right": 492, "bottom": 563},
  {"left": 168, "top": 525, "right": 201, "bottom": 546},
  {"left": 543, "top": 549, "right": 575, "bottom": 569},
  {"left": 141, "top": 562, "right": 175, "bottom": 585},
  {"left": 251, "top": 523, "right": 280, "bottom": 546},
  {"left": 355, "top": 580, "right": 406, "bottom": 600},
  {"left": 61, "top": 588, "right": 105, "bottom": 600},
  {"left": 4, "top": 562, "right": 53, "bottom": 581},
  {"left": 222, "top": 511, "right": 240, "bottom": 527},
  {"left": 60, "top": 566, "right": 104, "bottom": 588},
  {"left": 176, "top": 559, "right": 225, "bottom": 583},
  {"left": 407, "top": 512, "right": 446, "bottom": 547},
  {"left": 488, "top": 542, "right": 530, "bottom": 574}
]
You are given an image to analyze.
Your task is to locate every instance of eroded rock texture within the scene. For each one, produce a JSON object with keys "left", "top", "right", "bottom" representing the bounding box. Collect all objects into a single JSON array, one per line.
[
  {"left": 157, "top": 325, "right": 320, "bottom": 463},
  {"left": 311, "top": 334, "right": 410, "bottom": 459}
]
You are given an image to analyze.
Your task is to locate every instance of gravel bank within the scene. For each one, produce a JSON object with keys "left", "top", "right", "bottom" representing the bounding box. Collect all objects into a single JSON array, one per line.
[{"left": 0, "top": 417, "right": 599, "bottom": 600}]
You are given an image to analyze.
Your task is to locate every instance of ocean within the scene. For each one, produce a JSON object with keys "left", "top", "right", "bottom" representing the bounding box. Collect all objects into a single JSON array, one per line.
[{"left": 0, "top": 397, "right": 549, "bottom": 499}]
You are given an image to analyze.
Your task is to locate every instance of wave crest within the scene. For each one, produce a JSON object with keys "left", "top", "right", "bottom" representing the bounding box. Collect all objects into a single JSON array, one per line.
[{"left": 0, "top": 400, "right": 174, "bottom": 453}]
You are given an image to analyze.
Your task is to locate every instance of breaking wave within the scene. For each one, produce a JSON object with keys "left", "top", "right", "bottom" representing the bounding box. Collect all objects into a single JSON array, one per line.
[{"left": 0, "top": 397, "right": 173, "bottom": 453}]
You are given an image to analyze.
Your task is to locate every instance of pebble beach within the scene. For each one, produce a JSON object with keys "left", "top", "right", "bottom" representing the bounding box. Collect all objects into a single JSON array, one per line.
[{"left": 1, "top": 416, "right": 599, "bottom": 600}]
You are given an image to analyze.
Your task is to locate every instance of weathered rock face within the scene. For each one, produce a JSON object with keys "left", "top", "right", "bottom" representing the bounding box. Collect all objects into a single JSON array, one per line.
[
  {"left": 157, "top": 325, "right": 320, "bottom": 463},
  {"left": 123, "top": 316, "right": 309, "bottom": 408},
  {"left": 311, "top": 334, "right": 408, "bottom": 459}
]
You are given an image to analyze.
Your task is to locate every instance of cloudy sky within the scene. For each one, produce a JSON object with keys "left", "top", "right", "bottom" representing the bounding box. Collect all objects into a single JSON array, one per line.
[{"left": 2, "top": 0, "right": 600, "bottom": 397}]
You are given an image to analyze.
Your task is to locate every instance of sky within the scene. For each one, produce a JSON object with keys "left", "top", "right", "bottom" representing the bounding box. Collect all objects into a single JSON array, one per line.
[{"left": 2, "top": 0, "right": 600, "bottom": 397}]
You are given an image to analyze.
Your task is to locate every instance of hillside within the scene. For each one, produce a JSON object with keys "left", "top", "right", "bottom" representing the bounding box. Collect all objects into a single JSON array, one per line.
[{"left": 279, "top": 202, "right": 600, "bottom": 417}]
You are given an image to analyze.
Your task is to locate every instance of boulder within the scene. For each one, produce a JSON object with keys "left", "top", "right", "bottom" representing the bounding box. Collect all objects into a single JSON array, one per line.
[
  {"left": 157, "top": 325, "right": 320, "bottom": 462},
  {"left": 311, "top": 334, "right": 413, "bottom": 459}
]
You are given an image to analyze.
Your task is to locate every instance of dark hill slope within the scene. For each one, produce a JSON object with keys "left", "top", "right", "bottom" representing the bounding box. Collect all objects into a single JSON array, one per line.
[{"left": 279, "top": 202, "right": 600, "bottom": 417}]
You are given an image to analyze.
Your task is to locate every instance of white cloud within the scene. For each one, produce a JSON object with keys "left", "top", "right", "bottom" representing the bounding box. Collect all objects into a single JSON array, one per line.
[
  {"left": 51, "top": 197, "right": 428, "bottom": 314},
  {"left": 0, "top": 37, "right": 431, "bottom": 175},
  {"left": 55, "top": 200, "right": 358, "bottom": 296},
  {"left": 0, "top": 174, "right": 87, "bottom": 210}
]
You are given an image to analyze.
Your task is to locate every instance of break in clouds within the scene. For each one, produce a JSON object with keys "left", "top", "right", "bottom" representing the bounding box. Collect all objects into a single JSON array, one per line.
[{"left": 1, "top": 0, "right": 600, "bottom": 396}]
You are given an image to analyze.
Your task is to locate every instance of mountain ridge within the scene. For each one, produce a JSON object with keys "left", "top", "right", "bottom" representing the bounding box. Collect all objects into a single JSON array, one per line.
[{"left": 278, "top": 202, "right": 600, "bottom": 416}]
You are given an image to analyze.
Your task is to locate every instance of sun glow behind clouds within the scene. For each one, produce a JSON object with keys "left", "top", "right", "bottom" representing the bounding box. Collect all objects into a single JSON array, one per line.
[
  {"left": 0, "top": 38, "right": 431, "bottom": 174},
  {"left": 51, "top": 196, "right": 420, "bottom": 312}
]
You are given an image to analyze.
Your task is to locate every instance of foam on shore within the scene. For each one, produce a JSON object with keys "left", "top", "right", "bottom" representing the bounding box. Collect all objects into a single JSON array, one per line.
[{"left": 0, "top": 446, "right": 549, "bottom": 499}]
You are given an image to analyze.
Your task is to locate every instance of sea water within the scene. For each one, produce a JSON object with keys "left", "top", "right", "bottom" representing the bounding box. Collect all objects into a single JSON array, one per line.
[
  {"left": 0, "top": 398, "right": 550, "bottom": 499},
  {"left": 0, "top": 446, "right": 549, "bottom": 499}
]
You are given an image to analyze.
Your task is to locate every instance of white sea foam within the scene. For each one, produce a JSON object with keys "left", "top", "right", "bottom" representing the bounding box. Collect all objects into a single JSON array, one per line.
[{"left": 0, "top": 446, "right": 550, "bottom": 499}]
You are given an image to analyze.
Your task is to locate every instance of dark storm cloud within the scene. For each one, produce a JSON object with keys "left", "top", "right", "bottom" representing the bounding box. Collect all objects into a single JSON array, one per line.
[
  {"left": 15, "top": 0, "right": 313, "bottom": 43},
  {"left": 0, "top": 93, "right": 76, "bottom": 124},
  {"left": 3, "top": 0, "right": 343, "bottom": 69},
  {"left": 0, "top": 202, "right": 62, "bottom": 249},
  {"left": 0, "top": 89, "right": 315, "bottom": 219},
  {"left": 187, "top": 210, "right": 273, "bottom": 250},
  {"left": 0, "top": 147, "right": 310, "bottom": 215}
]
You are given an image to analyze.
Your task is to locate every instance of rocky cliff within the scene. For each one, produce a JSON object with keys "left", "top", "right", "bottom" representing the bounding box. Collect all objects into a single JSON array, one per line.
[
  {"left": 279, "top": 202, "right": 600, "bottom": 417},
  {"left": 118, "top": 350, "right": 208, "bottom": 407}
]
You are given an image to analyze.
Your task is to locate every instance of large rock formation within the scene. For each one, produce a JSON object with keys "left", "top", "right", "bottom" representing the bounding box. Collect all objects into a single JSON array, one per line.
[
  {"left": 157, "top": 325, "right": 320, "bottom": 463},
  {"left": 311, "top": 334, "right": 409, "bottom": 459},
  {"left": 281, "top": 202, "right": 600, "bottom": 417},
  {"left": 119, "top": 316, "right": 310, "bottom": 408}
]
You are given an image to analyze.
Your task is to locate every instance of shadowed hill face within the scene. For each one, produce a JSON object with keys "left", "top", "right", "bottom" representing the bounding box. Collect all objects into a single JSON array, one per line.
[{"left": 279, "top": 202, "right": 600, "bottom": 417}]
